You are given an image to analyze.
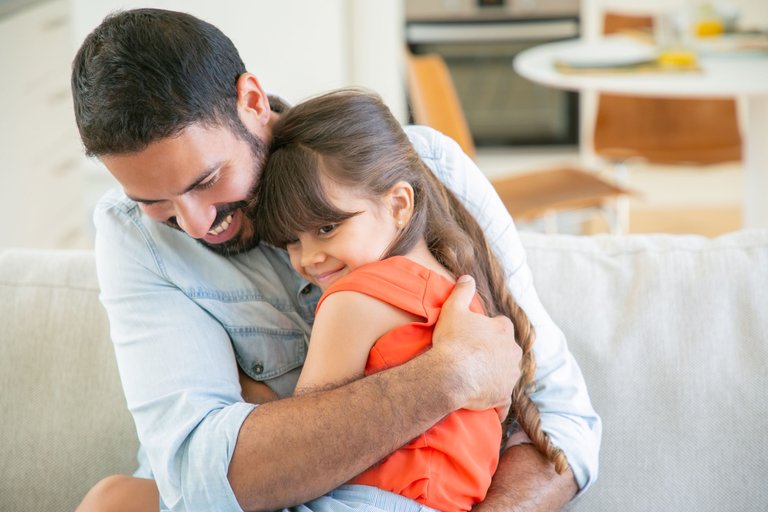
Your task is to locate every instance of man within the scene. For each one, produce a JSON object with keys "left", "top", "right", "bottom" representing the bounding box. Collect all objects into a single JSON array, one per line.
[{"left": 72, "top": 8, "right": 600, "bottom": 512}]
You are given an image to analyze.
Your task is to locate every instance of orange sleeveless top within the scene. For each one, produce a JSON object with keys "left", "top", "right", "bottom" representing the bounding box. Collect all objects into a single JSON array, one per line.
[{"left": 316, "top": 256, "right": 502, "bottom": 512}]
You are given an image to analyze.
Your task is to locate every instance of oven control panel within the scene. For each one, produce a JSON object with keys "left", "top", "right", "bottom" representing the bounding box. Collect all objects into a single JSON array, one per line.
[{"left": 406, "top": 0, "right": 580, "bottom": 22}]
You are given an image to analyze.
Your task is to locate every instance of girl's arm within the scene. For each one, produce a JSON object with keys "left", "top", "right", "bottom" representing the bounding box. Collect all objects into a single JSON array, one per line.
[{"left": 295, "top": 290, "right": 420, "bottom": 395}]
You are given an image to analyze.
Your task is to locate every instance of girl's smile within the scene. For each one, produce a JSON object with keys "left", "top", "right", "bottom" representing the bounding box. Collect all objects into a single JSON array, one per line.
[{"left": 286, "top": 178, "right": 402, "bottom": 291}]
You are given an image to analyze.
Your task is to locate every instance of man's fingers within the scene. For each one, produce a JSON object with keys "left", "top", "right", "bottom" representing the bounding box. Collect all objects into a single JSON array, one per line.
[
  {"left": 432, "top": 274, "right": 522, "bottom": 413},
  {"left": 443, "top": 275, "right": 476, "bottom": 312}
]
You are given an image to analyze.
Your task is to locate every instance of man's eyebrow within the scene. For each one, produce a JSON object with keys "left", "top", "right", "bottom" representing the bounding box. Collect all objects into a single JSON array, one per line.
[
  {"left": 125, "top": 194, "right": 162, "bottom": 204},
  {"left": 126, "top": 163, "right": 223, "bottom": 204}
]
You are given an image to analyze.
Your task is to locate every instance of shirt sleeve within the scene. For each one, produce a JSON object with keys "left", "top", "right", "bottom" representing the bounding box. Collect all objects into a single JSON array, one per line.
[
  {"left": 93, "top": 194, "right": 252, "bottom": 511},
  {"left": 407, "top": 126, "right": 602, "bottom": 493}
]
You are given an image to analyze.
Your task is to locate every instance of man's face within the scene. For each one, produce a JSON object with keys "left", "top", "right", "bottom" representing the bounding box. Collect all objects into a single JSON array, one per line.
[{"left": 101, "top": 122, "right": 267, "bottom": 256}]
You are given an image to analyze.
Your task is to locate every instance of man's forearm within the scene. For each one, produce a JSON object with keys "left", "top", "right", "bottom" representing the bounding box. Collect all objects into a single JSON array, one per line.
[
  {"left": 228, "top": 347, "right": 464, "bottom": 511},
  {"left": 476, "top": 444, "right": 578, "bottom": 512},
  {"left": 229, "top": 275, "right": 520, "bottom": 511}
]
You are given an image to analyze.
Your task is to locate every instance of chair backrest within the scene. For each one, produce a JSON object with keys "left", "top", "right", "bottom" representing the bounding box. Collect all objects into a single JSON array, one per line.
[
  {"left": 603, "top": 11, "right": 654, "bottom": 35},
  {"left": 593, "top": 12, "right": 742, "bottom": 165},
  {"left": 594, "top": 95, "right": 742, "bottom": 164},
  {"left": 404, "top": 51, "right": 477, "bottom": 159}
]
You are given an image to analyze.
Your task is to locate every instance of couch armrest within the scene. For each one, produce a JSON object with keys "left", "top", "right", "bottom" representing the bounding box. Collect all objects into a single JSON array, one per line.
[
  {"left": 0, "top": 249, "right": 138, "bottom": 511},
  {"left": 520, "top": 230, "right": 768, "bottom": 511}
]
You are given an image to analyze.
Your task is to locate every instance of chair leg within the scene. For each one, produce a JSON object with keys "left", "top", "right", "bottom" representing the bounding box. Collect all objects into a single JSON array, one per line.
[
  {"left": 605, "top": 158, "right": 633, "bottom": 234},
  {"left": 615, "top": 195, "right": 631, "bottom": 234},
  {"left": 543, "top": 210, "right": 559, "bottom": 234},
  {"left": 616, "top": 160, "right": 633, "bottom": 234}
]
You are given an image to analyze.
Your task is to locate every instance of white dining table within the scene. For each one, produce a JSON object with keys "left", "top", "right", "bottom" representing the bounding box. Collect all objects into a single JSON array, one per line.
[{"left": 514, "top": 37, "right": 768, "bottom": 229}]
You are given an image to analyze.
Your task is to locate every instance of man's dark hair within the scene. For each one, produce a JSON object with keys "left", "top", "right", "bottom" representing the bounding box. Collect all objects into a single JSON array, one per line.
[{"left": 71, "top": 8, "right": 247, "bottom": 156}]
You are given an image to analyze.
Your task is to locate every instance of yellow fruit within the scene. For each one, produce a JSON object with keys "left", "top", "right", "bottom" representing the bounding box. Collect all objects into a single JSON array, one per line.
[
  {"left": 695, "top": 20, "right": 724, "bottom": 37},
  {"left": 657, "top": 49, "right": 698, "bottom": 69}
]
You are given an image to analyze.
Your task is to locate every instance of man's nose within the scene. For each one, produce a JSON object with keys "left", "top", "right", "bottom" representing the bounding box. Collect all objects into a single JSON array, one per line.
[{"left": 174, "top": 197, "right": 216, "bottom": 239}]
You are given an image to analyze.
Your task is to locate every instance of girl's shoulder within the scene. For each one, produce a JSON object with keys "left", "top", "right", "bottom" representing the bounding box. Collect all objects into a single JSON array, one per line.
[
  {"left": 314, "top": 287, "right": 423, "bottom": 350},
  {"left": 319, "top": 256, "right": 457, "bottom": 325}
]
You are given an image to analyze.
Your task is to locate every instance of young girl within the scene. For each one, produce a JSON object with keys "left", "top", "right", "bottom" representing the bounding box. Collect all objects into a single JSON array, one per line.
[{"left": 254, "top": 89, "right": 568, "bottom": 512}]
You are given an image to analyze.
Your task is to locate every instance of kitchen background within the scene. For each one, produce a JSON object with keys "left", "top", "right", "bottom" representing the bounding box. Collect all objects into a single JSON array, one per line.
[{"left": 1, "top": 0, "right": 766, "bottom": 249}]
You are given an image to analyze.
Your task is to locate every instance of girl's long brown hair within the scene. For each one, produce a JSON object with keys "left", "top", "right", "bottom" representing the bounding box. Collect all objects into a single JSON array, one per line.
[{"left": 254, "top": 89, "right": 568, "bottom": 474}]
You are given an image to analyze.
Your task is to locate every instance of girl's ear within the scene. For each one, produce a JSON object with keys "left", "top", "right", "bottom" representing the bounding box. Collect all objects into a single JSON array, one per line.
[{"left": 386, "top": 181, "right": 415, "bottom": 227}]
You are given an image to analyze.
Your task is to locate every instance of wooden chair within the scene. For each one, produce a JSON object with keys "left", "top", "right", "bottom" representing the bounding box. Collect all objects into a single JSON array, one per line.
[
  {"left": 593, "top": 12, "right": 742, "bottom": 166},
  {"left": 405, "top": 50, "right": 631, "bottom": 233}
]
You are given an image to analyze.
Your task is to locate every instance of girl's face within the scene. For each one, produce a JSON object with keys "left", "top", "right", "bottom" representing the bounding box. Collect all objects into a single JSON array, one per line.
[{"left": 286, "top": 179, "right": 402, "bottom": 291}]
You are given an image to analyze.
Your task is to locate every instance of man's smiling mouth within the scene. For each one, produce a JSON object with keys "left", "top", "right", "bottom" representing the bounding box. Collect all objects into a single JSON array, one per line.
[{"left": 208, "top": 213, "right": 233, "bottom": 235}]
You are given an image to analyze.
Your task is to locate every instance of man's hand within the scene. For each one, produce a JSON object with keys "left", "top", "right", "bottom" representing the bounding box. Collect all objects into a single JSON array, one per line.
[
  {"left": 474, "top": 443, "right": 578, "bottom": 512},
  {"left": 239, "top": 367, "right": 279, "bottom": 404},
  {"left": 432, "top": 275, "right": 521, "bottom": 417},
  {"left": 230, "top": 275, "right": 523, "bottom": 511}
]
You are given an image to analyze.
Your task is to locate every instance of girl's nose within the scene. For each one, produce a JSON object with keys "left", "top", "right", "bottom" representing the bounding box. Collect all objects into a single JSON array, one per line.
[{"left": 300, "top": 239, "right": 326, "bottom": 268}]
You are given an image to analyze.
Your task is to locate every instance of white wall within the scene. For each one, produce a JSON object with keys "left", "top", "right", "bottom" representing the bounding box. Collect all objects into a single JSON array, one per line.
[
  {"left": 348, "top": 0, "right": 406, "bottom": 120},
  {"left": 70, "top": 0, "right": 405, "bottom": 117}
]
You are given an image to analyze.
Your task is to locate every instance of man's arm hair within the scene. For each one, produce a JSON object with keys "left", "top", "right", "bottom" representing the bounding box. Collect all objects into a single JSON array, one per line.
[
  {"left": 228, "top": 276, "right": 521, "bottom": 511},
  {"left": 229, "top": 347, "right": 462, "bottom": 510},
  {"left": 475, "top": 444, "right": 578, "bottom": 512}
]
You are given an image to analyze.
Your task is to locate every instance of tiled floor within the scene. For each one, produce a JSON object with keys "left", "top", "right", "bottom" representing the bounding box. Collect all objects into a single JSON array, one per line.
[{"left": 475, "top": 145, "right": 743, "bottom": 237}]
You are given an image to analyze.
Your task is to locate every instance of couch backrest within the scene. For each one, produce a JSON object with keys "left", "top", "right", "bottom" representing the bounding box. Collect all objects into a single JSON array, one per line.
[
  {"left": 521, "top": 230, "right": 768, "bottom": 511},
  {"left": 3, "top": 229, "right": 767, "bottom": 511},
  {"left": 0, "top": 249, "right": 138, "bottom": 512}
]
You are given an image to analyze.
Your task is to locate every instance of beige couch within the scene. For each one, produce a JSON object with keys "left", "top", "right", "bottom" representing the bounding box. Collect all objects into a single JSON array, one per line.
[{"left": 2, "top": 230, "right": 767, "bottom": 511}]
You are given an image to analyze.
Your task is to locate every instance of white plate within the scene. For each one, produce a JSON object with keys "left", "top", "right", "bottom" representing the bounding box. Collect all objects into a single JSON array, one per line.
[{"left": 555, "top": 37, "right": 658, "bottom": 68}]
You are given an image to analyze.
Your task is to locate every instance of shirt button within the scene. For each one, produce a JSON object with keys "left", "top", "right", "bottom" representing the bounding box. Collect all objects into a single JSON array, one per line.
[
  {"left": 252, "top": 361, "right": 264, "bottom": 375},
  {"left": 301, "top": 285, "right": 312, "bottom": 295}
]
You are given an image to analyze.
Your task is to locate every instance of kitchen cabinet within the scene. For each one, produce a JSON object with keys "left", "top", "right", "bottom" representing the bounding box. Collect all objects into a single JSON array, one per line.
[{"left": 0, "top": 0, "right": 89, "bottom": 249}]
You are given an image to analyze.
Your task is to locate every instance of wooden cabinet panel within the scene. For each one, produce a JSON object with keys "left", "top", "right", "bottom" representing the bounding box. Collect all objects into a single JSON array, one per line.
[{"left": 0, "top": 0, "right": 88, "bottom": 249}]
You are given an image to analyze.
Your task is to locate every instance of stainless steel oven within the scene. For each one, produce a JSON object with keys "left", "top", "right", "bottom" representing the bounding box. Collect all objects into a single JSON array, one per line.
[{"left": 406, "top": 0, "right": 581, "bottom": 147}]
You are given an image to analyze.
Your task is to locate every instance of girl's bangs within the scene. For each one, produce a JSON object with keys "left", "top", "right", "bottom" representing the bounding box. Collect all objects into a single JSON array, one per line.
[{"left": 258, "top": 146, "right": 357, "bottom": 247}]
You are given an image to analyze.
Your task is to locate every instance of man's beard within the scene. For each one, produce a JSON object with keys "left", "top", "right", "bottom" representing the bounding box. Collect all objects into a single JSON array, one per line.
[{"left": 170, "top": 126, "right": 268, "bottom": 257}]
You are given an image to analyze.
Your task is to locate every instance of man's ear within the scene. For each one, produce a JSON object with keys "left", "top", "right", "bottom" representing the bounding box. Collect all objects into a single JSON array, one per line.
[
  {"left": 387, "top": 181, "right": 415, "bottom": 227},
  {"left": 235, "top": 73, "right": 271, "bottom": 133}
]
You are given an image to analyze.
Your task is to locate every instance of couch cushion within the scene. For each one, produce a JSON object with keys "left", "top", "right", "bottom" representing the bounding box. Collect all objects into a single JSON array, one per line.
[
  {"left": 521, "top": 230, "right": 768, "bottom": 511},
  {"left": 0, "top": 249, "right": 138, "bottom": 512},
  {"left": 3, "top": 230, "right": 766, "bottom": 511}
]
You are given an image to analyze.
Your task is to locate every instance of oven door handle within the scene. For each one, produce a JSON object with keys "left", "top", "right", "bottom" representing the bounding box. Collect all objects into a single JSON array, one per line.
[{"left": 406, "top": 20, "right": 579, "bottom": 44}]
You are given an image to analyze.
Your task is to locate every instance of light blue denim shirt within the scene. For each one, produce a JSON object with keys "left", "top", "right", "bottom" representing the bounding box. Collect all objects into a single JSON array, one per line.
[{"left": 93, "top": 125, "right": 601, "bottom": 511}]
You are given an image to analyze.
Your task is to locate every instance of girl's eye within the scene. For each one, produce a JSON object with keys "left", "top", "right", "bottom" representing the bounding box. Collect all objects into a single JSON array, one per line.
[{"left": 318, "top": 224, "right": 337, "bottom": 236}]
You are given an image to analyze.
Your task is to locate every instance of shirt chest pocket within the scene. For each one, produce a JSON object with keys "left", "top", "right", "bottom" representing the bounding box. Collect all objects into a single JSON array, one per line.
[
  {"left": 229, "top": 326, "right": 308, "bottom": 399},
  {"left": 196, "top": 296, "right": 310, "bottom": 395},
  {"left": 228, "top": 326, "right": 307, "bottom": 380}
]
